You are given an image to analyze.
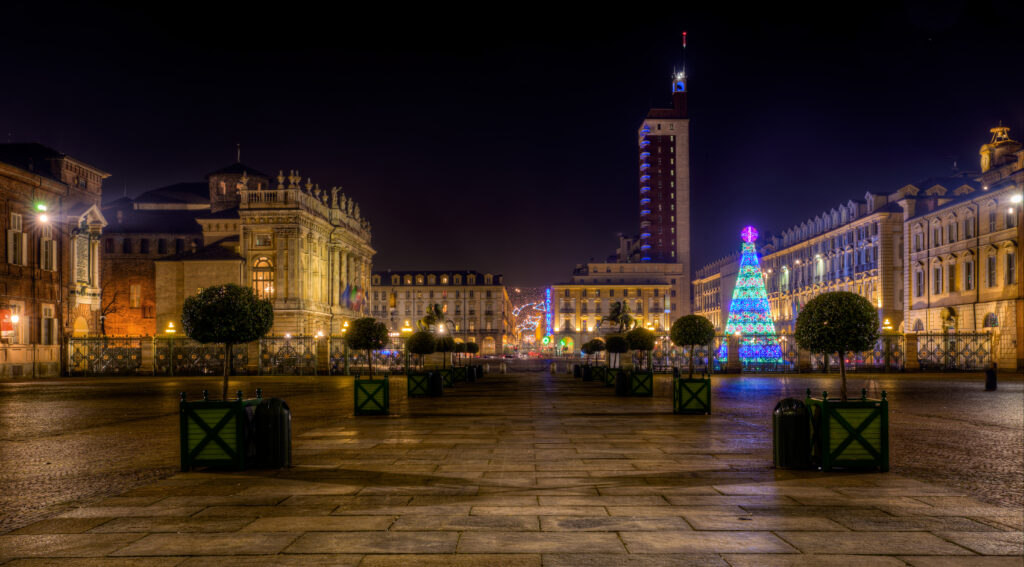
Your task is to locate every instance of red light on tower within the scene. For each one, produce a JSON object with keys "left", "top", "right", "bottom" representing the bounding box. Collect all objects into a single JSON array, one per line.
[{"left": 682, "top": 31, "right": 687, "bottom": 48}]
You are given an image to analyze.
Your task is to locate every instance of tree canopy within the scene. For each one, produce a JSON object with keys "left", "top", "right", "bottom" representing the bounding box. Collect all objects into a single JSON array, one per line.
[
  {"left": 182, "top": 284, "right": 273, "bottom": 399},
  {"left": 669, "top": 315, "right": 716, "bottom": 378},
  {"left": 794, "top": 291, "right": 879, "bottom": 400},
  {"left": 625, "top": 327, "right": 656, "bottom": 351},
  {"left": 406, "top": 331, "right": 436, "bottom": 356},
  {"left": 345, "top": 317, "right": 390, "bottom": 376},
  {"left": 605, "top": 335, "right": 628, "bottom": 354}
]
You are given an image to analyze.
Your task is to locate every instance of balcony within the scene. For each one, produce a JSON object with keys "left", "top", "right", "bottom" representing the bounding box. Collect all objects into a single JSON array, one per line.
[
  {"left": 640, "top": 186, "right": 650, "bottom": 193},
  {"left": 559, "top": 307, "right": 575, "bottom": 314}
]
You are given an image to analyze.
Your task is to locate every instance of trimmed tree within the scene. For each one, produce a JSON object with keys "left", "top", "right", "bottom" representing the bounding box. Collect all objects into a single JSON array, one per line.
[
  {"left": 344, "top": 317, "right": 391, "bottom": 377},
  {"left": 626, "top": 327, "right": 656, "bottom": 369},
  {"left": 581, "top": 340, "right": 595, "bottom": 364},
  {"left": 605, "top": 335, "right": 628, "bottom": 369},
  {"left": 182, "top": 284, "right": 273, "bottom": 400},
  {"left": 794, "top": 291, "right": 879, "bottom": 401},
  {"left": 406, "top": 331, "right": 436, "bottom": 370},
  {"left": 670, "top": 315, "right": 716, "bottom": 377},
  {"left": 435, "top": 335, "right": 455, "bottom": 368},
  {"left": 586, "top": 338, "right": 606, "bottom": 365},
  {"left": 466, "top": 341, "right": 480, "bottom": 357},
  {"left": 454, "top": 341, "right": 467, "bottom": 366}
]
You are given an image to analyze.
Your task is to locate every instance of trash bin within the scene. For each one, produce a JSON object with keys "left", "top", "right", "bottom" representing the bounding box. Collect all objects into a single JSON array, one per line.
[
  {"left": 573, "top": 364, "right": 581, "bottom": 378},
  {"left": 427, "top": 371, "right": 444, "bottom": 396},
  {"left": 582, "top": 365, "right": 593, "bottom": 381},
  {"left": 672, "top": 367, "right": 680, "bottom": 379},
  {"left": 614, "top": 369, "right": 629, "bottom": 397},
  {"left": 468, "top": 365, "right": 478, "bottom": 381},
  {"left": 773, "top": 398, "right": 810, "bottom": 469},
  {"left": 254, "top": 397, "right": 291, "bottom": 469},
  {"left": 985, "top": 362, "right": 998, "bottom": 391}
]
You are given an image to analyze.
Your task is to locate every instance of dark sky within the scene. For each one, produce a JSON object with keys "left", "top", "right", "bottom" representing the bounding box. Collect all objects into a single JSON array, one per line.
[{"left": 3, "top": 2, "right": 1023, "bottom": 286}]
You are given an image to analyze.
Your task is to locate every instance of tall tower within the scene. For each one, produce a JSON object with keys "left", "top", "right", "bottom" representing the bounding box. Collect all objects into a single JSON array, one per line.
[{"left": 637, "top": 51, "right": 691, "bottom": 315}]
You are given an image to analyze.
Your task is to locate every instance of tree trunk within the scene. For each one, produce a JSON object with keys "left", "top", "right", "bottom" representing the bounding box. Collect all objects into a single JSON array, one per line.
[
  {"left": 367, "top": 349, "right": 373, "bottom": 377},
  {"left": 222, "top": 342, "right": 232, "bottom": 400},
  {"left": 838, "top": 350, "right": 848, "bottom": 401},
  {"left": 689, "top": 344, "right": 695, "bottom": 378}
]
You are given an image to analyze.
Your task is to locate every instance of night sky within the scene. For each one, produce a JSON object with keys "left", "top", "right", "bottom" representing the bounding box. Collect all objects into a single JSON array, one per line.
[{"left": 3, "top": 2, "right": 1023, "bottom": 286}]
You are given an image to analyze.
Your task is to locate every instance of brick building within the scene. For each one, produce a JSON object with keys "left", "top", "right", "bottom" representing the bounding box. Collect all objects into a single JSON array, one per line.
[{"left": 0, "top": 144, "right": 108, "bottom": 377}]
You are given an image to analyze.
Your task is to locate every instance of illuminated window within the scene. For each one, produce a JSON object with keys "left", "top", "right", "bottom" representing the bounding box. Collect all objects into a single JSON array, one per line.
[
  {"left": 983, "top": 313, "right": 998, "bottom": 328},
  {"left": 130, "top": 284, "right": 142, "bottom": 308},
  {"left": 252, "top": 256, "right": 275, "bottom": 300},
  {"left": 255, "top": 234, "right": 272, "bottom": 247}
]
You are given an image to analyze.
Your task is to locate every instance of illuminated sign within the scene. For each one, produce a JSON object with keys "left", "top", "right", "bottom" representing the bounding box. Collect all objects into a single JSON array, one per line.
[{"left": 545, "top": 287, "right": 553, "bottom": 336}]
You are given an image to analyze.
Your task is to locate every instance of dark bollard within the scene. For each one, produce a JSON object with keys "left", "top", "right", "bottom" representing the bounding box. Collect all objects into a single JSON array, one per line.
[{"left": 985, "top": 362, "right": 997, "bottom": 391}]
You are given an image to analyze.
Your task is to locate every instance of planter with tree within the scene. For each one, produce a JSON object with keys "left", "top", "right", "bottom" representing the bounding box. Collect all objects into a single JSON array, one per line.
[
  {"left": 346, "top": 317, "right": 391, "bottom": 415},
  {"left": 405, "top": 330, "right": 436, "bottom": 397},
  {"left": 465, "top": 341, "right": 481, "bottom": 380},
  {"left": 605, "top": 335, "right": 630, "bottom": 394},
  {"left": 179, "top": 284, "right": 273, "bottom": 471},
  {"left": 452, "top": 342, "right": 468, "bottom": 382},
  {"left": 580, "top": 340, "right": 596, "bottom": 380},
  {"left": 669, "top": 314, "right": 715, "bottom": 414},
  {"left": 625, "top": 327, "right": 656, "bottom": 396},
  {"left": 794, "top": 291, "right": 888, "bottom": 471},
  {"left": 435, "top": 335, "right": 456, "bottom": 387}
]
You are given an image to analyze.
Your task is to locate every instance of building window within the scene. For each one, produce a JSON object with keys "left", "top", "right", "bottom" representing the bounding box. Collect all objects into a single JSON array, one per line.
[
  {"left": 41, "top": 304, "right": 56, "bottom": 345},
  {"left": 255, "top": 234, "right": 272, "bottom": 247},
  {"left": 40, "top": 224, "right": 56, "bottom": 271},
  {"left": 130, "top": 284, "right": 142, "bottom": 308},
  {"left": 964, "top": 261, "right": 974, "bottom": 291},
  {"left": 932, "top": 227, "right": 940, "bottom": 247},
  {"left": 915, "top": 271, "right": 924, "bottom": 297},
  {"left": 989, "top": 211, "right": 996, "bottom": 233},
  {"left": 1007, "top": 210, "right": 1018, "bottom": 229},
  {"left": 175, "top": 238, "right": 185, "bottom": 253},
  {"left": 252, "top": 256, "right": 275, "bottom": 300},
  {"left": 933, "top": 267, "right": 942, "bottom": 294},
  {"left": 987, "top": 255, "right": 997, "bottom": 287},
  {"left": 122, "top": 239, "right": 132, "bottom": 254},
  {"left": 947, "top": 264, "right": 956, "bottom": 293},
  {"left": 105, "top": 238, "right": 114, "bottom": 253},
  {"left": 983, "top": 313, "right": 998, "bottom": 328},
  {"left": 139, "top": 239, "right": 150, "bottom": 254},
  {"left": 7, "top": 213, "right": 25, "bottom": 265},
  {"left": 1006, "top": 252, "right": 1017, "bottom": 285},
  {"left": 157, "top": 239, "right": 167, "bottom": 254},
  {"left": 965, "top": 218, "right": 975, "bottom": 238}
]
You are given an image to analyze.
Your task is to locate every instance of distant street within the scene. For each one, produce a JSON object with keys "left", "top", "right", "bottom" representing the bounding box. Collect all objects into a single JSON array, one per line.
[{"left": 0, "top": 371, "right": 1021, "bottom": 533}]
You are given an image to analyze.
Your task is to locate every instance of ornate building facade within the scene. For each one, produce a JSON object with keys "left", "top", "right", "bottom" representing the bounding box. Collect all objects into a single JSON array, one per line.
[
  {"left": 0, "top": 144, "right": 108, "bottom": 377},
  {"left": 903, "top": 126, "right": 1023, "bottom": 368},
  {"left": 103, "top": 163, "right": 373, "bottom": 338},
  {"left": 369, "top": 270, "right": 515, "bottom": 355}
]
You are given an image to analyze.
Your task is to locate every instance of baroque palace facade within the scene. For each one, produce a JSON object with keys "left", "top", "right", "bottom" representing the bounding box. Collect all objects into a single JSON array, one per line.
[
  {"left": 369, "top": 270, "right": 515, "bottom": 355},
  {"left": 0, "top": 144, "right": 108, "bottom": 377},
  {"left": 105, "top": 163, "right": 373, "bottom": 338},
  {"left": 693, "top": 126, "right": 1024, "bottom": 369}
]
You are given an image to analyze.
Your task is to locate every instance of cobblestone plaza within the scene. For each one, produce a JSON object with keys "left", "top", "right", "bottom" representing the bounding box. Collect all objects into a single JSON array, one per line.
[{"left": 0, "top": 371, "right": 1021, "bottom": 564}]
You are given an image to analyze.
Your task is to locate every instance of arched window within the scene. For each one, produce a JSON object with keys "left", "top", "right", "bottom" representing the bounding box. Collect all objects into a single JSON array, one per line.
[
  {"left": 913, "top": 319, "right": 924, "bottom": 332},
  {"left": 983, "top": 313, "right": 998, "bottom": 328},
  {"left": 482, "top": 336, "right": 496, "bottom": 355},
  {"left": 252, "top": 256, "right": 275, "bottom": 300}
]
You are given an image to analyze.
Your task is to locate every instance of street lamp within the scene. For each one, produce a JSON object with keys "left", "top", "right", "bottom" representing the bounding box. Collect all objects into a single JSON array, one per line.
[{"left": 341, "top": 320, "right": 350, "bottom": 375}]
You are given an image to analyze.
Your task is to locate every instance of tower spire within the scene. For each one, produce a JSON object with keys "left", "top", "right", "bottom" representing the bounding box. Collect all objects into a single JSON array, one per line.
[{"left": 236, "top": 143, "right": 241, "bottom": 163}]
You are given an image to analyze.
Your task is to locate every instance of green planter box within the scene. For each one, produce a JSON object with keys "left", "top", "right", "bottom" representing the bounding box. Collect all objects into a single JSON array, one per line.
[
  {"left": 452, "top": 366, "right": 468, "bottom": 383},
  {"left": 629, "top": 370, "right": 654, "bottom": 397},
  {"left": 590, "top": 366, "right": 607, "bottom": 385},
  {"left": 581, "top": 365, "right": 594, "bottom": 381},
  {"left": 355, "top": 376, "right": 390, "bottom": 415},
  {"left": 407, "top": 372, "right": 430, "bottom": 397},
  {"left": 673, "top": 376, "right": 711, "bottom": 414},
  {"left": 438, "top": 368, "right": 454, "bottom": 388},
  {"left": 606, "top": 367, "right": 621, "bottom": 388},
  {"left": 180, "top": 393, "right": 260, "bottom": 472},
  {"left": 806, "top": 390, "right": 889, "bottom": 472}
]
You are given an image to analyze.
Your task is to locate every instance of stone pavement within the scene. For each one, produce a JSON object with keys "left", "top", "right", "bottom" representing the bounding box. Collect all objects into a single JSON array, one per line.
[{"left": 1, "top": 371, "right": 1021, "bottom": 566}]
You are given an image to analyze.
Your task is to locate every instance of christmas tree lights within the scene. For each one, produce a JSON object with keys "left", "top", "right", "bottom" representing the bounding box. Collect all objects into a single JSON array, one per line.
[{"left": 719, "top": 226, "right": 784, "bottom": 364}]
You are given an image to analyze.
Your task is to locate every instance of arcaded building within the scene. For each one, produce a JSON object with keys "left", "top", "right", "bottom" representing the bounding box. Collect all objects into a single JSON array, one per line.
[{"left": 370, "top": 270, "right": 515, "bottom": 355}]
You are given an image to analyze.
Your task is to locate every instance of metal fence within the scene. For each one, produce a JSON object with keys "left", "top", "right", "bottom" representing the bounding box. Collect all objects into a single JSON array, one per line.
[
  {"left": 153, "top": 338, "right": 248, "bottom": 376},
  {"left": 916, "top": 332, "right": 991, "bottom": 371},
  {"left": 68, "top": 337, "right": 143, "bottom": 376},
  {"left": 259, "top": 336, "right": 318, "bottom": 375},
  {"left": 811, "top": 335, "right": 906, "bottom": 372}
]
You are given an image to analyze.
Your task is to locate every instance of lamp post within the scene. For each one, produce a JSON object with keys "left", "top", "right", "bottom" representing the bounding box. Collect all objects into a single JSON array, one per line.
[
  {"left": 341, "top": 320, "right": 350, "bottom": 375},
  {"left": 401, "top": 321, "right": 413, "bottom": 373},
  {"left": 1013, "top": 193, "right": 1023, "bottom": 370}
]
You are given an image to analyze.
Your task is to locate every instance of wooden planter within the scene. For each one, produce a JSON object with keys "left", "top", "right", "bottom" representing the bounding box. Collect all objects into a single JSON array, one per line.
[
  {"left": 591, "top": 366, "right": 608, "bottom": 384},
  {"left": 180, "top": 392, "right": 260, "bottom": 471},
  {"left": 437, "top": 368, "right": 454, "bottom": 388},
  {"left": 806, "top": 390, "right": 889, "bottom": 472},
  {"left": 606, "top": 368, "right": 620, "bottom": 388},
  {"left": 629, "top": 370, "right": 654, "bottom": 397},
  {"left": 407, "top": 372, "right": 430, "bottom": 397},
  {"left": 673, "top": 376, "right": 711, "bottom": 414},
  {"left": 452, "top": 366, "right": 468, "bottom": 383},
  {"left": 354, "top": 376, "right": 390, "bottom": 416}
]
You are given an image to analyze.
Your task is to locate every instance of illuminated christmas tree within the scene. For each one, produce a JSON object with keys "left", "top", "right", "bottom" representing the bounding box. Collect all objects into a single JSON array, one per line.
[{"left": 720, "top": 226, "right": 784, "bottom": 364}]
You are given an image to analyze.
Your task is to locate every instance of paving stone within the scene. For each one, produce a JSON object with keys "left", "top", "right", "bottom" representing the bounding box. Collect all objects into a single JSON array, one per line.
[
  {"left": 57, "top": 506, "right": 203, "bottom": 519},
  {"left": 0, "top": 534, "right": 145, "bottom": 558},
  {"left": 607, "top": 505, "right": 745, "bottom": 516},
  {"left": 933, "top": 531, "right": 1024, "bottom": 555},
  {"left": 620, "top": 530, "right": 795, "bottom": 553},
  {"left": 332, "top": 505, "right": 472, "bottom": 516},
  {"left": 358, "top": 554, "right": 540, "bottom": 567},
  {"left": 457, "top": 532, "right": 625, "bottom": 553},
  {"left": 7, "top": 518, "right": 113, "bottom": 535},
  {"left": 683, "top": 512, "right": 846, "bottom": 531},
  {"left": 111, "top": 533, "right": 298, "bottom": 556},
  {"left": 390, "top": 515, "right": 539, "bottom": 531},
  {"left": 240, "top": 515, "right": 395, "bottom": 532},
  {"left": 285, "top": 531, "right": 458, "bottom": 554},
  {"left": 721, "top": 555, "right": 907, "bottom": 566},
  {"left": 177, "top": 555, "right": 362, "bottom": 566},
  {"left": 538, "top": 495, "right": 668, "bottom": 506},
  {"left": 540, "top": 516, "right": 692, "bottom": 531},
  {"left": 777, "top": 531, "right": 973, "bottom": 555},
  {"left": 832, "top": 514, "right": 1003, "bottom": 532},
  {"left": 193, "top": 505, "right": 336, "bottom": 517},
  {"left": 471, "top": 505, "right": 607, "bottom": 516},
  {"left": 542, "top": 554, "right": 727, "bottom": 566},
  {"left": 900, "top": 557, "right": 1024, "bottom": 566},
  {"left": 1, "top": 559, "right": 185, "bottom": 567},
  {"left": 89, "top": 516, "right": 256, "bottom": 533}
]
